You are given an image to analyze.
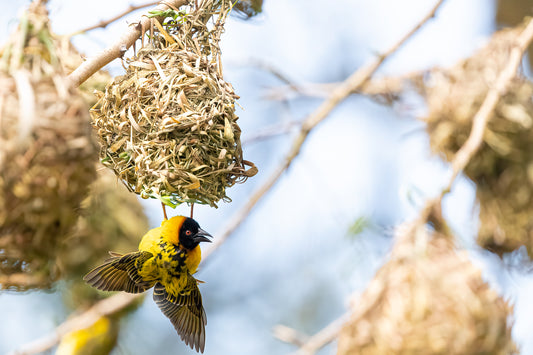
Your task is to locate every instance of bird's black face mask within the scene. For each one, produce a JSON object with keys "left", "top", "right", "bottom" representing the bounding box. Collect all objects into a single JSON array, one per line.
[{"left": 179, "top": 217, "right": 213, "bottom": 250}]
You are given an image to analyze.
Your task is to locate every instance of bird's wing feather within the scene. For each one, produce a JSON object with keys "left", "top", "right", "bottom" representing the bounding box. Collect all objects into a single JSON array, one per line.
[
  {"left": 153, "top": 276, "right": 206, "bottom": 353},
  {"left": 83, "top": 251, "right": 155, "bottom": 293}
]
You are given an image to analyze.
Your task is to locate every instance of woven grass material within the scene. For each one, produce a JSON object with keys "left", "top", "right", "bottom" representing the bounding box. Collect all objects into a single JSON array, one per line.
[
  {"left": 91, "top": 0, "right": 256, "bottom": 208},
  {"left": 337, "top": 226, "right": 515, "bottom": 355},
  {"left": 419, "top": 21, "right": 533, "bottom": 256},
  {"left": 0, "top": 1, "right": 97, "bottom": 290}
]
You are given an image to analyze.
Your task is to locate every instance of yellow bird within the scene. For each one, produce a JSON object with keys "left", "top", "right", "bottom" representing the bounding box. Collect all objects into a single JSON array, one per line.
[
  {"left": 84, "top": 216, "right": 212, "bottom": 353},
  {"left": 55, "top": 316, "right": 118, "bottom": 355}
]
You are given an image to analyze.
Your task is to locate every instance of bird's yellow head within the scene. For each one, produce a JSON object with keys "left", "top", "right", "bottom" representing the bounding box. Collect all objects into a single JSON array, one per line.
[{"left": 162, "top": 216, "right": 213, "bottom": 251}]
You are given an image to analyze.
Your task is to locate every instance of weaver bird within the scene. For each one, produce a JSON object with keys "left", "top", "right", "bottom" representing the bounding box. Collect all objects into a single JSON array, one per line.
[
  {"left": 55, "top": 316, "right": 118, "bottom": 355},
  {"left": 84, "top": 216, "right": 212, "bottom": 353}
]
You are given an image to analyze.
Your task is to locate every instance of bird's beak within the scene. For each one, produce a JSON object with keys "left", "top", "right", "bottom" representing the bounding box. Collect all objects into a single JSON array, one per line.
[{"left": 194, "top": 228, "right": 213, "bottom": 243}]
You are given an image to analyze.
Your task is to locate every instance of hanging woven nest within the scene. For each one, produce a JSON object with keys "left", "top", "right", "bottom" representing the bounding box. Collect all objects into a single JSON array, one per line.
[
  {"left": 337, "top": 226, "right": 515, "bottom": 355},
  {"left": 419, "top": 20, "right": 533, "bottom": 256},
  {"left": 0, "top": 1, "right": 98, "bottom": 290},
  {"left": 91, "top": 0, "right": 257, "bottom": 208}
]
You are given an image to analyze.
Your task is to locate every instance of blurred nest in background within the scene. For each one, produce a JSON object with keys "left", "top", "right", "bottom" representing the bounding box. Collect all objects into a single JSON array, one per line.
[
  {"left": 420, "top": 21, "right": 533, "bottom": 257},
  {"left": 58, "top": 169, "right": 149, "bottom": 309},
  {"left": 337, "top": 226, "right": 515, "bottom": 355},
  {"left": 0, "top": 1, "right": 97, "bottom": 290},
  {"left": 91, "top": 0, "right": 257, "bottom": 208}
]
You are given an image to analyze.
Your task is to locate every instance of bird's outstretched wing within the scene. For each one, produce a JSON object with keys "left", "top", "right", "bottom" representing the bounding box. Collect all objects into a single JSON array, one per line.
[
  {"left": 153, "top": 276, "right": 207, "bottom": 353},
  {"left": 84, "top": 251, "right": 155, "bottom": 293}
]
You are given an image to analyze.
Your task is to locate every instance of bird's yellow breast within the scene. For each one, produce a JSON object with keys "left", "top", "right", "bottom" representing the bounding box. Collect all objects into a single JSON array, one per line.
[{"left": 186, "top": 245, "right": 201, "bottom": 274}]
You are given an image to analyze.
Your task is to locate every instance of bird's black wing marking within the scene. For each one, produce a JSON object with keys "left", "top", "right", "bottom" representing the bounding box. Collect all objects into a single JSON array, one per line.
[
  {"left": 153, "top": 276, "right": 206, "bottom": 353},
  {"left": 127, "top": 251, "right": 154, "bottom": 286},
  {"left": 83, "top": 251, "right": 155, "bottom": 293}
]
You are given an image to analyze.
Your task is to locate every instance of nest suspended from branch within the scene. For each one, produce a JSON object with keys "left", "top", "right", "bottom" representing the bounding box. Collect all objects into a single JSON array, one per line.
[
  {"left": 0, "top": 1, "right": 97, "bottom": 290},
  {"left": 91, "top": 0, "right": 257, "bottom": 208},
  {"left": 337, "top": 226, "right": 515, "bottom": 355},
  {"left": 419, "top": 21, "right": 533, "bottom": 256}
]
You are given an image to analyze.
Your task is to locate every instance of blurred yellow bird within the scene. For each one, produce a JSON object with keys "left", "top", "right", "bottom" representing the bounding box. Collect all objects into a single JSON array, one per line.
[
  {"left": 84, "top": 216, "right": 212, "bottom": 353},
  {"left": 55, "top": 316, "right": 118, "bottom": 355}
]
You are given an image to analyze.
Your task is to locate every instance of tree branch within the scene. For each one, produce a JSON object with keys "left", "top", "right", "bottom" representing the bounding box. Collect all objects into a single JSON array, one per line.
[
  {"left": 241, "top": 120, "right": 300, "bottom": 145},
  {"left": 279, "top": 18, "right": 533, "bottom": 355},
  {"left": 71, "top": 1, "right": 161, "bottom": 35},
  {"left": 264, "top": 72, "right": 419, "bottom": 101},
  {"left": 66, "top": 0, "right": 189, "bottom": 88},
  {"left": 203, "top": 0, "right": 446, "bottom": 259},
  {"left": 273, "top": 314, "right": 351, "bottom": 355}
]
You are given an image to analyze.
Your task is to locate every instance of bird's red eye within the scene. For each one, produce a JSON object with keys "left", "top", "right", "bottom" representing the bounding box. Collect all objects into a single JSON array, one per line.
[{"left": 185, "top": 230, "right": 192, "bottom": 236}]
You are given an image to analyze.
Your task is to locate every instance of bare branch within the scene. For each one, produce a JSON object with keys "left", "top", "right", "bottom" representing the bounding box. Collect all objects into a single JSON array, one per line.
[
  {"left": 242, "top": 120, "right": 300, "bottom": 145},
  {"left": 66, "top": 0, "right": 189, "bottom": 88},
  {"left": 246, "top": 58, "right": 301, "bottom": 93},
  {"left": 273, "top": 314, "right": 351, "bottom": 355},
  {"left": 292, "top": 314, "right": 351, "bottom": 355},
  {"left": 71, "top": 1, "right": 161, "bottom": 35},
  {"left": 240, "top": 58, "right": 420, "bottom": 102},
  {"left": 7, "top": 293, "right": 143, "bottom": 355},
  {"left": 272, "top": 325, "right": 309, "bottom": 347},
  {"left": 264, "top": 72, "right": 419, "bottom": 101},
  {"left": 203, "top": 0, "right": 446, "bottom": 259}
]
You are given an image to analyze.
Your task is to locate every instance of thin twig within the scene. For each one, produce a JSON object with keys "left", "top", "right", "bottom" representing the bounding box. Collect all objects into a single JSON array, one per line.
[
  {"left": 273, "top": 314, "right": 351, "bottom": 355},
  {"left": 71, "top": 1, "right": 161, "bottom": 35},
  {"left": 292, "top": 314, "right": 351, "bottom": 355},
  {"left": 246, "top": 58, "right": 301, "bottom": 93},
  {"left": 272, "top": 325, "right": 309, "bottom": 347},
  {"left": 242, "top": 120, "right": 300, "bottom": 145},
  {"left": 264, "top": 73, "right": 419, "bottom": 101},
  {"left": 238, "top": 58, "right": 417, "bottom": 101},
  {"left": 203, "top": 0, "right": 446, "bottom": 260},
  {"left": 66, "top": 0, "right": 189, "bottom": 88}
]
